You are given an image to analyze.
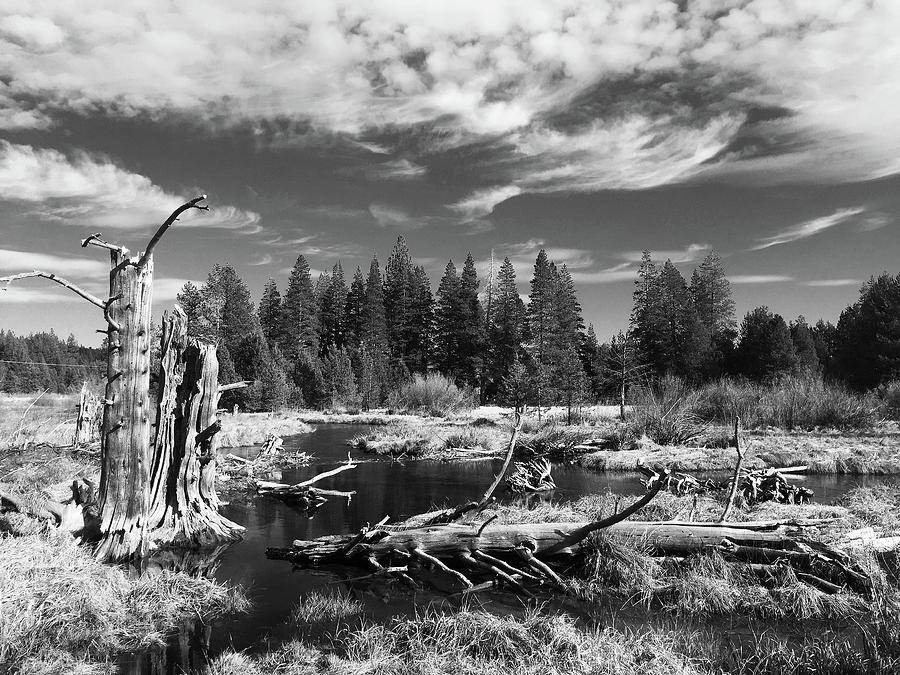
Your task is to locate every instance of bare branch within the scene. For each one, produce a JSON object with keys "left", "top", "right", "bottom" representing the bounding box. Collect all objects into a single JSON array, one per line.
[
  {"left": 138, "top": 195, "right": 208, "bottom": 268},
  {"left": 0, "top": 271, "right": 106, "bottom": 309},
  {"left": 81, "top": 233, "right": 129, "bottom": 256}
]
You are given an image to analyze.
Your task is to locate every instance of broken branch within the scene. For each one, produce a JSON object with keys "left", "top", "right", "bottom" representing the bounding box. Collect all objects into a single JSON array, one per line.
[
  {"left": 0, "top": 271, "right": 106, "bottom": 309},
  {"left": 138, "top": 195, "right": 208, "bottom": 268}
]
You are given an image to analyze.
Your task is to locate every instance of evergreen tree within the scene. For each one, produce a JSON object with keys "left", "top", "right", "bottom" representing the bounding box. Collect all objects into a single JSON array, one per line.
[
  {"left": 790, "top": 316, "right": 821, "bottom": 374},
  {"left": 432, "top": 261, "right": 463, "bottom": 376},
  {"left": 735, "top": 307, "right": 798, "bottom": 381},
  {"left": 384, "top": 236, "right": 414, "bottom": 366},
  {"left": 690, "top": 250, "right": 736, "bottom": 338},
  {"left": 344, "top": 267, "right": 366, "bottom": 348},
  {"left": 257, "top": 278, "right": 283, "bottom": 349},
  {"left": 321, "top": 345, "right": 358, "bottom": 409},
  {"left": 363, "top": 255, "right": 389, "bottom": 353},
  {"left": 457, "top": 253, "right": 484, "bottom": 390},
  {"left": 487, "top": 257, "right": 525, "bottom": 401},
  {"left": 832, "top": 273, "right": 900, "bottom": 389},
  {"left": 176, "top": 281, "right": 204, "bottom": 337},
  {"left": 690, "top": 250, "right": 736, "bottom": 376},
  {"left": 320, "top": 262, "right": 347, "bottom": 354},
  {"left": 408, "top": 265, "right": 433, "bottom": 373},
  {"left": 280, "top": 255, "right": 319, "bottom": 359},
  {"left": 526, "top": 250, "right": 555, "bottom": 410}
]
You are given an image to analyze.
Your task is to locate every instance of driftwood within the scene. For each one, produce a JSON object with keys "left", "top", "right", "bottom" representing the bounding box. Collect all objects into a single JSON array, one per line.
[
  {"left": 506, "top": 458, "right": 556, "bottom": 493},
  {"left": 257, "top": 457, "right": 358, "bottom": 510}
]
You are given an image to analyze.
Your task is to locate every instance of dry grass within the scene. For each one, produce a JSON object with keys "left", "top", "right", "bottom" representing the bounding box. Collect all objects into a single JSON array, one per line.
[
  {"left": 210, "top": 609, "right": 704, "bottom": 675},
  {"left": 0, "top": 393, "right": 79, "bottom": 449},
  {"left": 217, "top": 412, "right": 314, "bottom": 448},
  {"left": 0, "top": 531, "right": 248, "bottom": 672}
]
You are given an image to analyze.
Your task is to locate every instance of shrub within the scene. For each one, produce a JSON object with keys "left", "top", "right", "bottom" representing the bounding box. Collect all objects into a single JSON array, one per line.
[
  {"left": 878, "top": 380, "right": 900, "bottom": 420},
  {"left": 626, "top": 376, "right": 703, "bottom": 445},
  {"left": 696, "top": 376, "right": 877, "bottom": 430},
  {"left": 387, "top": 373, "right": 475, "bottom": 416}
]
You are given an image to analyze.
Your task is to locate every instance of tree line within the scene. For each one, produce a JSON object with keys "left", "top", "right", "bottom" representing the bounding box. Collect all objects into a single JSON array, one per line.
[
  {"left": 0, "top": 330, "right": 104, "bottom": 393},
  {"left": 2, "top": 237, "right": 898, "bottom": 404}
]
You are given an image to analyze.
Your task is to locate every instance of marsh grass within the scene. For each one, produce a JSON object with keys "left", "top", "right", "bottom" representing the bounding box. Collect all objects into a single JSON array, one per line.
[
  {"left": 0, "top": 531, "right": 248, "bottom": 671},
  {"left": 290, "top": 591, "right": 364, "bottom": 626}
]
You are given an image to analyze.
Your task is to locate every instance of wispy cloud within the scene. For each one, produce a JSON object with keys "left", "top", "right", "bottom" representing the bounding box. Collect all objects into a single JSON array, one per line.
[
  {"left": 729, "top": 275, "right": 794, "bottom": 284},
  {"left": 0, "top": 248, "right": 107, "bottom": 277},
  {"left": 751, "top": 207, "right": 865, "bottom": 250},
  {"left": 621, "top": 243, "right": 711, "bottom": 264},
  {"left": 368, "top": 202, "right": 425, "bottom": 230},
  {"left": 804, "top": 279, "right": 861, "bottom": 288},
  {"left": 448, "top": 186, "right": 522, "bottom": 220},
  {"left": 0, "top": 141, "right": 262, "bottom": 232}
]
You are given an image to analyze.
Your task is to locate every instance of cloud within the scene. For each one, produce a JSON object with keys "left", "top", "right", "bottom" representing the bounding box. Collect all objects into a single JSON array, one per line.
[
  {"left": 1, "top": 2, "right": 899, "bottom": 194},
  {"left": 448, "top": 186, "right": 522, "bottom": 220},
  {"left": 751, "top": 207, "right": 865, "bottom": 250},
  {"left": 0, "top": 141, "right": 261, "bottom": 232},
  {"left": 364, "top": 159, "right": 427, "bottom": 181},
  {"left": 729, "top": 275, "right": 794, "bottom": 284},
  {"left": 0, "top": 285, "right": 70, "bottom": 304},
  {"left": 368, "top": 202, "right": 425, "bottom": 230},
  {"left": 621, "top": 243, "right": 711, "bottom": 264},
  {"left": 153, "top": 277, "right": 202, "bottom": 302},
  {"left": 804, "top": 279, "right": 861, "bottom": 288},
  {"left": 0, "top": 248, "right": 107, "bottom": 277}
]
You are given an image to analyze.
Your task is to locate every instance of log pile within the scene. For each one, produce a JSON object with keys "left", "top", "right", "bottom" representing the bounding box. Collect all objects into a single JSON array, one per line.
[
  {"left": 506, "top": 459, "right": 556, "bottom": 493},
  {"left": 266, "top": 418, "right": 865, "bottom": 597}
]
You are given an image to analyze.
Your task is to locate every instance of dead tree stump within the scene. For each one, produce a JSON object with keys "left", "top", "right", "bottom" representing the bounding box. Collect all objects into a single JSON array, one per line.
[{"left": 148, "top": 309, "right": 244, "bottom": 548}]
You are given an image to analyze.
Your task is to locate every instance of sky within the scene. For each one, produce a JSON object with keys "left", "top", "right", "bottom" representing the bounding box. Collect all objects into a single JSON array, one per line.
[{"left": 1, "top": 0, "right": 898, "bottom": 346}]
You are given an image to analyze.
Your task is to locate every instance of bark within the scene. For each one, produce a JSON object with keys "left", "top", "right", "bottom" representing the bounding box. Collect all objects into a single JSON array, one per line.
[
  {"left": 148, "top": 309, "right": 244, "bottom": 548},
  {"left": 95, "top": 250, "right": 154, "bottom": 561}
]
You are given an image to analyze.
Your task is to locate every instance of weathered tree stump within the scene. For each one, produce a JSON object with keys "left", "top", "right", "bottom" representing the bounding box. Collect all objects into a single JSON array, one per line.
[{"left": 148, "top": 309, "right": 244, "bottom": 548}]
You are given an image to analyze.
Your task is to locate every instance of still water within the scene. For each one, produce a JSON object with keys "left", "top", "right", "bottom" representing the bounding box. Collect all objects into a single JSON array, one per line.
[{"left": 124, "top": 423, "right": 895, "bottom": 671}]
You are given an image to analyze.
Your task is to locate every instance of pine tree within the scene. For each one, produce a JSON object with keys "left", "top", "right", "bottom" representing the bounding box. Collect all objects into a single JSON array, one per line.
[
  {"left": 280, "top": 255, "right": 319, "bottom": 359},
  {"left": 457, "top": 253, "right": 484, "bottom": 390},
  {"left": 384, "top": 236, "right": 414, "bottom": 366},
  {"left": 257, "top": 278, "right": 283, "bottom": 349},
  {"left": 344, "top": 267, "right": 366, "bottom": 348},
  {"left": 487, "top": 257, "right": 525, "bottom": 402},
  {"left": 176, "top": 281, "right": 204, "bottom": 337},
  {"left": 364, "top": 255, "right": 389, "bottom": 353},
  {"left": 690, "top": 251, "right": 736, "bottom": 338},
  {"left": 320, "top": 262, "right": 347, "bottom": 354},
  {"left": 790, "top": 316, "right": 821, "bottom": 374},
  {"left": 690, "top": 250, "right": 736, "bottom": 376},
  {"left": 433, "top": 260, "right": 462, "bottom": 376},
  {"left": 408, "top": 265, "right": 433, "bottom": 373},
  {"left": 833, "top": 273, "right": 900, "bottom": 389},
  {"left": 322, "top": 345, "right": 358, "bottom": 410},
  {"left": 735, "top": 307, "right": 798, "bottom": 382}
]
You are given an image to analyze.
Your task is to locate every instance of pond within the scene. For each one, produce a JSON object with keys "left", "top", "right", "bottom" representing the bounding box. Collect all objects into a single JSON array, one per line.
[{"left": 122, "top": 423, "right": 895, "bottom": 672}]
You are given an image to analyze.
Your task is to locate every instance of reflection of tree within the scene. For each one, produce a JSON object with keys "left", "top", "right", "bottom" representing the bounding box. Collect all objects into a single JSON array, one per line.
[{"left": 120, "top": 544, "right": 236, "bottom": 675}]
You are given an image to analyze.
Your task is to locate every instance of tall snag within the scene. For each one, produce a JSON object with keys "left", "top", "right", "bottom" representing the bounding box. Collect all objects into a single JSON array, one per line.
[{"left": 0, "top": 196, "right": 243, "bottom": 561}]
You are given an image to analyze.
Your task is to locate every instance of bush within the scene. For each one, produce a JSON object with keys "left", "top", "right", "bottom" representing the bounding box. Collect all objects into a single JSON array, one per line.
[
  {"left": 387, "top": 373, "right": 475, "bottom": 416},
  {"left": 697, "top": 376, "right": 877, "bottom": 430},
  {"left": 878, "top": 380, "right": 900, "bottom": 420},
  {"left": 627, "top": 376, "right": 703, "bottom": 445}
]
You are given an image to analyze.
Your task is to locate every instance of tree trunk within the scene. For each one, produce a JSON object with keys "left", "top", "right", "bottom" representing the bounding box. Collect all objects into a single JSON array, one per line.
[
  {"left": 148, "top": 309, "right": 244, "bottom": 548},
  {"left": 96, "top": 251, "right": 154, "bottom": 561}
]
